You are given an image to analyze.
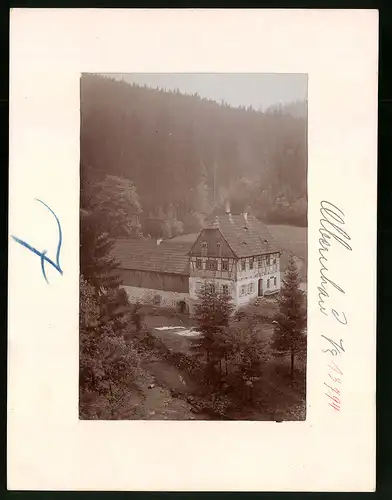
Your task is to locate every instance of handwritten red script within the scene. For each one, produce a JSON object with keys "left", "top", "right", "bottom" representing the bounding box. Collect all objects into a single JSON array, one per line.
[{"left": 325, "top": 361, "right": 343, "bottom": 411}]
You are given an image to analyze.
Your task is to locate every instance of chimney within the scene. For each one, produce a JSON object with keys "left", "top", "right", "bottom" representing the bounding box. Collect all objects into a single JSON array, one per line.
[
  {"left": 157, "top": 238, "right": 163, "bottom": 246},
  {"left": 212, "top": 216, "right": 220, "bottom": 229},
  {"left": 225, "top": 201, "right": 233, "bottom": 222}
]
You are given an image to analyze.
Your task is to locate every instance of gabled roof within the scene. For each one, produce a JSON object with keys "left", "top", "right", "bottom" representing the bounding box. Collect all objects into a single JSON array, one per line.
[
  {"left": 112, "top": 239, "right": 190, "bottom": 275},
  {"left": 202, "top": 214, "right": 281, "bottom": 258}
]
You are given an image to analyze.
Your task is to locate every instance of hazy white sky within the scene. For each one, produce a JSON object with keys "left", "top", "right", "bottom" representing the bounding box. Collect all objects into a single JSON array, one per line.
[{"left": 107, "top": 73, "right": 307, "bottom": 111}]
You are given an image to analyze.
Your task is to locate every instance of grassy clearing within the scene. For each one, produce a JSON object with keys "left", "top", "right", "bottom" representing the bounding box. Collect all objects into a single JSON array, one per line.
[
  {"left": 266, "top": 224, "right": 307, "bottom": 261},
  {"left": 266, "top": 224, "right": 307, "bottom": 281}
]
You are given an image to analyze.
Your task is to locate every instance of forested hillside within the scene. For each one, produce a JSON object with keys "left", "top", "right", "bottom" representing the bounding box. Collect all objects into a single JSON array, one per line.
[{"left": 80, "top": 74, "right": 307, "bottom": 238}]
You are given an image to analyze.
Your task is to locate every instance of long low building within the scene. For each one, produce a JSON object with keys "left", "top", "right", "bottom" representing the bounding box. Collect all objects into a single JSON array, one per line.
[
  {"left": 112, "top": 213, "right": 282, "bottom": 312},
  {"left": 113, "top": 239, "right": 191, "bottom": 311}
]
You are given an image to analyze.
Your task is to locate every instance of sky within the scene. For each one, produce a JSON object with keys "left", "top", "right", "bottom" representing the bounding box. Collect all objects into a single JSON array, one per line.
[{"left": 106, "top": 73, "right": 308, "bottom": 111}]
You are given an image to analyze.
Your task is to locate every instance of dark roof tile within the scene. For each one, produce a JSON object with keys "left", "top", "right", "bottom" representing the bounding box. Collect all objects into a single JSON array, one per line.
[
  {"left": 205, "top": 214, "right": 281, "bottom": 257},
  {"left": 112, "top": 239, "right": 190, "bottom": 275}
]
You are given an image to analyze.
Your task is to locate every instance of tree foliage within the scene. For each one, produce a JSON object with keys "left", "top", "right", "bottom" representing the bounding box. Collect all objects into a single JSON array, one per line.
[
  {"left": 81, "top": 74, "right": 308, "bottom": 231},
  {"left": 79, "top": 171, "right": 144, "bottom": 419},
  {"left": 191, "top": 282, "right": 273, "bottom": 409},
  {"left": 271, "top": 255, "right": 307, "bottom": 377},
  {"left": 79, "top": 277, "right": 143, "bottom": 419},
  {"left": 224, "top": 324, "right": 270, "bottom": 404}
]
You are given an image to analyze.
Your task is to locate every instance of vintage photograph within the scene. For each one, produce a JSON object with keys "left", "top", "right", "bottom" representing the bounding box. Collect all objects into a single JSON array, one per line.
[{"left": 79, "top": 73, "right": 308, "bottom": 421}]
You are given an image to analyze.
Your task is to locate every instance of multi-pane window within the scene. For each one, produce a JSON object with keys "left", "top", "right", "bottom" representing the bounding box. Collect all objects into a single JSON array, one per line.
[
  {"left": 272, "top": 255, "right": 277, "bottom": 265},
  {"left": 240, "top": 285, "right": 246, "bottom": 296},
  {"left": 274, "top": 276, "right": 277, "bottom": 286},
  {"left": 267, "top": 278, "right": 270, "bottom": 289},
  {"left": 258, "top": 256, "right": 263, "bottom": 267},
  {"left": 196, "top": 258, "right": 202, "bottom": 270},
  {"left": 221, "top": 259, "right": 229, "bottom": 271},
  {"left": 207, "top": 259, "right": 217, "bottom": 271},
  {"left": 201, "top": 241, "right": 208, "bottom": 256},
  {"left": 248, "top": 282, "right": 254, "bottom": 294},
  {"left": 222, "top": 284, "right": 229, "bottom": 295},
  {"left": 241, "top": 260, "right": 246, "bottom": 271},
  {"left": 249, "top": 258, "right": 254, "bottom": 270},
  {"left": 207, "top": 283, "right": 215, "bottom": 293}
]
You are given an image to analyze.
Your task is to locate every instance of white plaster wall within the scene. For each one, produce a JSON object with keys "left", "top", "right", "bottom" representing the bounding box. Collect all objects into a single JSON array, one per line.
[
  {"left": 259, "top": 271, "right": 281, "bottom": 295},
  {"left": 236, "top": 271, "right": 281, "bottom": 306},
  {"left": 236, "top": 277, "right": 259, "bottom": 306},
  {"left": 121, "top": 285, "right": 189, "bottom": 309},
  {"left": 189, "top": 276, "right": 236, "bottom": 301}
]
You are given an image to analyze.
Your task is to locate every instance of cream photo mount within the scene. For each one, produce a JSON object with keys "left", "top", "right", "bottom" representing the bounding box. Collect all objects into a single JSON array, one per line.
[{"left": 8, "top": 9, "right": 378, "bottom": 492}]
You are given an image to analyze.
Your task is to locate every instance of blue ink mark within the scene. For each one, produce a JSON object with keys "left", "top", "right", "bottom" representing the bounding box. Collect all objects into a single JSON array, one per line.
[{"left": 11, "top": 199, "right": 63, "bottom": 284}]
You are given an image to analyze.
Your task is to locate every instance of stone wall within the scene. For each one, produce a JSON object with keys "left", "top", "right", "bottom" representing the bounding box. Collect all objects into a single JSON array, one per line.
[{"left": 121, "top": 285, "right": 189, "bottom": 310}]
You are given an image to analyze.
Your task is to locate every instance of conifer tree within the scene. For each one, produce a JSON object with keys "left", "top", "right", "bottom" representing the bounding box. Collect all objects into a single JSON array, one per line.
[
  {"left": 192, "top": 282, "right": 234, "bottom": 383},
  {"left": 80, "top": 172, "right": 143, "bottom": 330},
  {"left": 272, "top": 255, "right": 307, "bottom": 377},
  {"left": 79, "top": 173, "right": 144, "bottom": 418}
]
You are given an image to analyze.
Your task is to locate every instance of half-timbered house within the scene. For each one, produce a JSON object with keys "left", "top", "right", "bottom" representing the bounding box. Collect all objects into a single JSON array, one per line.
[
  {"left": 188, "top": 213, "right": 282, "bottom": 310},
  {"left": 112, "top": 212, "right": 281, "bottom": 312}
]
